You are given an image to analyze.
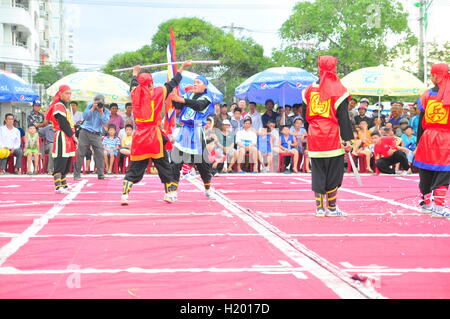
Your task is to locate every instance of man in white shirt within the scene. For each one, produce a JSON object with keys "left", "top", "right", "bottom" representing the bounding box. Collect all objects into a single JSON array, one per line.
[
  {"left": 235, "top": 118, "right": 258, "bottom": 173},
  {"left": 0, "top": 113, "right": 23, "bottom": 174},
  {"left": 247, "top": 101, "right": 263, "bottom": 132},
  {"left": 71, "top": 101, "right": 84, "bottom": 126}
]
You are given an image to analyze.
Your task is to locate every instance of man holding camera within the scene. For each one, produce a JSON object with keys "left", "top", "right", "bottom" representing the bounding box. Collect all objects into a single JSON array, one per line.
[{"left": 73, "top": 95, "right": 110, "bottom": 181}]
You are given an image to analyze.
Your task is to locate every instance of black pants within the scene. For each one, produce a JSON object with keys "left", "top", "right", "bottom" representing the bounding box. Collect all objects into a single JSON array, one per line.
[
  {"left": 419, "top": 168, "right": 450, "bottom": 195},
  {"left": 375, "top": 150, "right": 410, "bottom": 174},
  {"left": 124, "top": 149, "right": 174, "bottom": 185},
  {"left": 311, "top": 155, "right": 345, "bottom": 194},
  {"left": 53, "top": 133, "right": 72, "bottom": 175},
  {"left": 171, "top": 146, "right": 212, "bottom": 185}
]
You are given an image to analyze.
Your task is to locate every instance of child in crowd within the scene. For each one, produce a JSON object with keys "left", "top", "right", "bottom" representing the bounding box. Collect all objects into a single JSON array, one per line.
[
  {"left": 279, "top": 125, "right": 299, "bottom": 173},
  {"left": 24, "top": 124, "right": 40, "bottom": 175},
  {"left": 257, "top": 127, "right": 273, "bottom": 173},
  {"left": 206, "top": 138, "right": 226, "bottom": 176},
  {"left": 118, "top": 124, "right": 133, "bottom": 170},
  {"left": 401, "top": 125, "right": 417, "bottom": 169},
  {"left": 102, "top": 124, "right": 120, "bottom": 174}
]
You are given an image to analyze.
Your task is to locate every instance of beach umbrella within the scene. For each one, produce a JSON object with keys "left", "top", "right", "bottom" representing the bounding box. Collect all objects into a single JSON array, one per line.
[
  {"left": 46, "top": 71, "right": 130, "bottom": 104},
  {"left": 0, "top": 70, "right": 39, "bottom": 103},
  {"left": 151, "top": 70, "right": 224, "bottom": 104},
  {"left": 234, "top": 66, "right": 318, "bottom": 106}
]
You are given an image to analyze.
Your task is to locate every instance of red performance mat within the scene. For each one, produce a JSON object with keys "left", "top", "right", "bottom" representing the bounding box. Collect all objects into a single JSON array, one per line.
[{"left": 0, "top": 174, "right": 449, "bottom": 299}]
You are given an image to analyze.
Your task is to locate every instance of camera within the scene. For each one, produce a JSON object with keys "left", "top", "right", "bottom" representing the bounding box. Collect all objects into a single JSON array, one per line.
[{"left": 97, "top": 102, "right": 104, "bottom": 109}]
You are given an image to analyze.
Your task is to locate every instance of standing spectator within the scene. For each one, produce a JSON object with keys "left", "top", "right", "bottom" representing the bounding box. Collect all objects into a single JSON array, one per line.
[
  {"left": 13, "top": 119, "right": 25, "bottom": 138},
  {"left": 409, "top": 103, "right": 420, "bottom": 135},
  {"left": 122, "top": 102, "right": 134, "bottom": 127},
  {"left": 371, "top": 131, "right": 410, "bottom": 174},
  {"left": 108, "top": 103, "right": 124, "bottom": 132},
  {"left": 261, "top": 99, "right": 278, "bottom": 128},
  {"left": 73, "top": 95, "right": 111, "bottom": 181},
  {"left": 238, "top": 100, "right": 248, "bottom": 117},
  {"left": 388, "top": 102, "right": 405, "bottom": 130},
  {"left": 279, "top": 125, "right": 299, "bottom": 173},
  {"left": 354, "top": 103, "right": 372, "bottom": 126},
  {"left": 401, "top": 125, "right": 417, "bottom": 167},
  {"left": 230, "top": 107, "right": 244, "bottom": 134},
  {"left": 247, "top": 101, "right": 263, "bottom": 132},
  {"left": 235, "top": 118, "right": 258, "bottom": 173},
  {"left": 257, "top": 127, "right": 273, "bottom": 172},
  {"left": 228, "top": 102, "right": 238, "bottom": 117},
  {"left": 215, "top": 103, "right": 231, "bottom": 129},
  {"left": 102, "top": 124, "right": 121, "bottom": 174},
  {"left": 40, "top": 123, "right": 56, "bottom": 174},
  {"left": 348, "top": 98, "right": 358, "bottom": 122},
  {"left": 27, "top": 99, "right": 46, "bottom": 130},
  {"left": 276, "top": 105, "right": 293, "bottom": 128},
  {"left": 71, "top": 101, "right": 84, "bottom": 127},
  {"left": 0, "top": 113, "right": 23, "bottom": 174},
  {"left": 371, "top": 103, "right": 386, "bottom": 126},
  {"left": 24, "top": 124, "right": 40, "bottom": 175}
]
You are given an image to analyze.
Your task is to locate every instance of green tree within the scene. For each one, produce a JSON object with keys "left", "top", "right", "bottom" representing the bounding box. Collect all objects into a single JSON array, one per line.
[
  {"left": 34, "top": 61, "right": 78, "bottom": 88},
  {"left": 276, "top": 0, "right": 417, "bottom": 76},
  {"left": 103, "top": 17, "right": 273, "bottom": 102}
]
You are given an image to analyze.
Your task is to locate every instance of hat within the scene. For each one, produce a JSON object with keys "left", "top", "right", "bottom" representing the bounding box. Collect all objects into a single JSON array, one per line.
[
  {"left": 360, "top": 98, "right": 370, "bottom": 104},
  {"left": 33, "top": 99, "right": 41, "bottom": 106},
  {"left": 94, "top": 94, "right": 105, "bottom": 103},
  {"left": 400, "top": 118, "right": 409, "bottom": 124},
  {"left": 358, "top": 104, "right": 368, "bottom": 110},
  {"left": 220, "top": 103, "right": 228, "bottom": 108},
  {"left": 222, "top": 119, "right": 231, "bottom": 125}
]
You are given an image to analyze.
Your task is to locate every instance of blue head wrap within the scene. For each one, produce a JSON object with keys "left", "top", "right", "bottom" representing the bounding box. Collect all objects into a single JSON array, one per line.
[{"left": 195, "top": 75, "right": 209, "bottom": 86}]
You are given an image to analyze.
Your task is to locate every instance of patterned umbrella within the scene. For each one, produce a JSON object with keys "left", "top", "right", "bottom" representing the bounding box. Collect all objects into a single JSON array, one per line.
[
  {"left": 46, "top": 72, "right": 130, "bottom": 104},
  {"left": 234, "top": 66, "right": 318, "bottom": 106},
  {"left": 0, "top": 70, "right": 39, "bottom": 103}
]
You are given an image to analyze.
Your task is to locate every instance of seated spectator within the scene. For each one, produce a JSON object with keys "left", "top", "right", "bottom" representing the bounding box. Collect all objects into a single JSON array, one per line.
[
  {"left": 388, "top": 102, "right": 405, "bottom": 130},
  {"left": 0, "top": 113, "right": 23, "bottom": 174},
  {"left": 122, "top": 102, "right": 134, "bottom": 127},
  {"left": 247, "top": 101, "right": 263, "bottom": 132},
  {"left": 369, "top": 117, "right": 383, "bottom": 134},
  {"left": 230, "top": 107, "right": 244, "bottom": 134},
  {"left": 261, "top": 99, "right": 278, "bottom": 128},
  {"left": 13, "top": 119, "right": 25, "bottom": 138},
  {"left": 266, "top": 119, "right": 280, "bottom": 153},
  {"left": 215, "top": 120, "right": 236, "bottom": 173},
  {"left": 118, "top": 124, "right": 133, "bottom": 169},
  {"left": 290, "top": 104, "right": 304, "bottom": 123},
  {"left": 400, "top": 126, "right": 417, "bottom": 168},
  {"left": 40, "top": 123, "right": 56, "bottom": 174},
  {"left": 279, "top": 125, "right": 299, "bottom": 173},
  {"left": 371, "top": 131, "right": 410, "bottom": 174},
  {"left": 257, "top": 127, "right": 273, "bottom": 173},
  {"left": 351, "top": 120, "right": 374, "bottom": 173},
  {"left": 290, "top": 118, "right": 307, "bottom": 154},
  {"left": 395, "top": 118, "right": 409, "bottom": 137},
  {"left": 118, "top": 119, "right": 134, "bottom": 140},
  {"left": 102, "top": 124, "right": 120, "bottom": 174},
  {"left": 234, "top": 118, "right": 258, "bottom": 173},
  {"left": 206, "top": 138, "right": 226, "bottom": 176},
  {"left": 24, "top": 124, "right": 40, "bottom": 175},
  {"left": 276, "top": 105, "right": 293, "bottom": 128}
]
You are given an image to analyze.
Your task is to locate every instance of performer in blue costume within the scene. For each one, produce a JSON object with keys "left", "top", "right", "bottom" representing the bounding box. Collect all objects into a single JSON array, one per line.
[{"left": 170, "top": 75, "right": 215, "bottom": 198}]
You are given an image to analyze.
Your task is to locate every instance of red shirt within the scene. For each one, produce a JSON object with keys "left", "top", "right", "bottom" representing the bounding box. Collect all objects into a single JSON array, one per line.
[{"left": 374, "top": 136, "right": 398, "bottom": 158}]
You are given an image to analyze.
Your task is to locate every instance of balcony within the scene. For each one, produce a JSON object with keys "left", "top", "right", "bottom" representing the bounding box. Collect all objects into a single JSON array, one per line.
[
  {"left": 0, "top": 44, "right": 36, "bottom": 67},
  {"left": 0, "top": 5, "right": 33, "bottom": 32}
]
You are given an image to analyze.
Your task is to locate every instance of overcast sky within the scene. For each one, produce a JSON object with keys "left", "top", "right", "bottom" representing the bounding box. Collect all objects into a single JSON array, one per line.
[{"left": 66, "top": 0, "right": 450, "bottom": 70}]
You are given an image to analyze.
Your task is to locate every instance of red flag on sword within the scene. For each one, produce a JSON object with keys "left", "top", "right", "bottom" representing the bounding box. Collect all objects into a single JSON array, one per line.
[{"left": 163, "top": 26, "right": 178, "bottom": 135}]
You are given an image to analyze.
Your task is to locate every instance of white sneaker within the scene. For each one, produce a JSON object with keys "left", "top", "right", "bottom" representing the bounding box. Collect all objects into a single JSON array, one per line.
[
  {"left": 55, "top": 188, "right": 71, "bottom": 194},
  {"left": 315, "top": 208, "right": 326, "bottom": 218},
  {"left": 326, "top": 207, "right": 348, "bottom": 217},
  {"left": 121, "top": 194, "right": 129, "bottom": 206},
  {"left": 431, "top": 205, "right": 450, "bottom": 218},
  {"left": 163, "top": 192, "right": 176, "bottom": 203},
  {"left": 421, "top": 204, "right": 434, "bottom": 214},
  {"left": 205, "top": 189, "right": 213, "bottom": 198}
]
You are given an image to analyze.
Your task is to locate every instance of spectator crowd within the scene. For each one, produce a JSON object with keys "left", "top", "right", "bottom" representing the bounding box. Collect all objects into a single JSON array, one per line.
[{"left": 0, "top": 96, "right": 421, "bottom": 176}]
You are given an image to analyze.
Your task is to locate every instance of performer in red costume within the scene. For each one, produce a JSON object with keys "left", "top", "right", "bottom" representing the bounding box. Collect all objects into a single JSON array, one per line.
[
  {"left": 413, "top": 63, "right": 450, "bottom": 218},
  {"left": 46, "top": 85, "right": 78, "bottom": 194},
  {"left": 120, "top": 60, "right": 192, "bottom": 205},
  {"left": 302, "top": 56, "right": 353, "bottom": 217}
]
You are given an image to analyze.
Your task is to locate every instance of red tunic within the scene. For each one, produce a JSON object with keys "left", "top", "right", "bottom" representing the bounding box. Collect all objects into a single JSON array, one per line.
[
  {"left": 131, "top": 86, "right": 169, "bottom": 161},
  {"left": 413, "top": 89, "right": 450, "bottom": 171},
  {"left": 303, "top": 84, "right": 349, "bottom": 158},
  {"left": 46, "top": 102, "right": 76, "bottom": 157}
]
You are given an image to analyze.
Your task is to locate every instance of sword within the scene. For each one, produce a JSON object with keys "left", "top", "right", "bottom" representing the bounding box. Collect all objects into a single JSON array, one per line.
[
  {"left": 347, "top": 151, "right": 363, "bottom": 185},
  {"left": 112, "top": 60, "right": 221, "bottom": 73}
]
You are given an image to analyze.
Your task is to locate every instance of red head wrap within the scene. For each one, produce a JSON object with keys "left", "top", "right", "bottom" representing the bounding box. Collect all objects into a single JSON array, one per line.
[
  {"left": 431, "top": 63, "right": 450, "bottom": 106},
  {"left": 318, "top": 56, "right": 347, "bottom": 102},
  {"left": 131, "top": 73, "right": 154, "bottom": 109},
  {"left": 46, "top": 84, "right": 71, "bottom": 121}
]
